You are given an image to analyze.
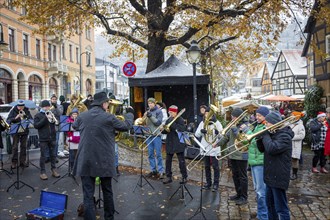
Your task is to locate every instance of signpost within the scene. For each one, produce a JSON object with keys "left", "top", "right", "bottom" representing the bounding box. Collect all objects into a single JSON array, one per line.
[{"left": 122, "top": 62, "right": 137, "bottom": 77}]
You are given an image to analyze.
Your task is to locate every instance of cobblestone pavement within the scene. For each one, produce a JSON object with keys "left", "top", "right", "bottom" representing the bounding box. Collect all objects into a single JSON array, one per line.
[{"left": 118, "top": 144, "right": 330, "bottom": 220}]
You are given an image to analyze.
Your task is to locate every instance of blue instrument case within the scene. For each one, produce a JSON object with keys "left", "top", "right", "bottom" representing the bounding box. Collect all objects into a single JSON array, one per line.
[{"left": 26, "top": 190, "right": 68, "bottom": 220}]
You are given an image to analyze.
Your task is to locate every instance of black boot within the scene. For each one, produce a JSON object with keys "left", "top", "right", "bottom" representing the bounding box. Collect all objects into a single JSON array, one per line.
[{"left": 290, "top": 168, "right": 298, "bottom": 180}]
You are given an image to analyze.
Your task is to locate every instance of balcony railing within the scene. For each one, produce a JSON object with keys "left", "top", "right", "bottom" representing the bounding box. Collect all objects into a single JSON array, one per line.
[{"left": 47, "top": 61, "right": 68, "bottom": 73}]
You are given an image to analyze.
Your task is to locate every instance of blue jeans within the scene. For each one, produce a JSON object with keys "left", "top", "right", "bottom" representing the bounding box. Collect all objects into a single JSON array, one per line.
[
  {"left": 115, "top": 143, "right": 119, "bottom": 167},
  {"left": 146, "top": 136, "right": 164, "bottom": 173},
  {"left": 45, "top": 132, "right": 59, "bottom": 158},
  {"left": 81, "top": 176, "right": 114, "bottom": 220},
  {"left": 266, "top": 185, "right": 290, "bottom": 220},
  {"left": 251, "top": 165, "right": 268, "bottom": 220},
  {"left": 39, "top": 141, "right": 57, "bottom": 174}
]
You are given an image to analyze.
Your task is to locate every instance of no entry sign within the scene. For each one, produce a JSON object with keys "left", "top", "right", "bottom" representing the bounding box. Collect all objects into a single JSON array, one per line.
[{"left": 122, "top": 62, "right": 137, "bottom": 77}]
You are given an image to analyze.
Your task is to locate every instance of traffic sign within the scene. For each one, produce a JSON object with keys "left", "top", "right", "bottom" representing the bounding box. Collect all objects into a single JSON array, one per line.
[{"left": 122, "top": 62, "right": 137, "bottom": 77}]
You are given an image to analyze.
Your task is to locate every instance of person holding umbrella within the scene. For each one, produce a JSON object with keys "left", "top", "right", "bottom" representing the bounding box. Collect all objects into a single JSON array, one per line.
[{"left": 6, "top": 100, "right": 33, "bottom": 169}]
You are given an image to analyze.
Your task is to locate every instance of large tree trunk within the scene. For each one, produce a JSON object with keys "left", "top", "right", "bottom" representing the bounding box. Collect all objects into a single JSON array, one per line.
[{"left": 146, "top": 36, "right": 166, "bottom": 73}]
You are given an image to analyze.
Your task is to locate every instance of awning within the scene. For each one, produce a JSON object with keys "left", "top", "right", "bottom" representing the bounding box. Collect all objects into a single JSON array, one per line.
[{"left": 263, "top": 94, "right": 297, "bottom": 101}]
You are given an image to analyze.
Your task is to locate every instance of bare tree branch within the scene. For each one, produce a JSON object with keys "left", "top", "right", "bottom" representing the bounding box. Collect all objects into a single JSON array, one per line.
[{"left": 129, "top": 0, "right": 148, "bottom": 16}]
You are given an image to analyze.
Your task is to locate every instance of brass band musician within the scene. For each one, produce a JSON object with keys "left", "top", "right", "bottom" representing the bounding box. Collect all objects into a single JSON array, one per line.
[{"left": 66, "top": 94, "right": 88, "bottom": 116}]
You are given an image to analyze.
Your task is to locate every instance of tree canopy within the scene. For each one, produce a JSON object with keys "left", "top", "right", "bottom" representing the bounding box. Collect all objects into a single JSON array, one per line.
[{"left": 10, "top": 0, "right": 328, "bottom": 76}]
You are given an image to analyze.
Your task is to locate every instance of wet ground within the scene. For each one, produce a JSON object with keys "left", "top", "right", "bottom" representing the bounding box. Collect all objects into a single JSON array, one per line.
[{"left": 0, "top": 144, "right": 329, "bottom": 219}]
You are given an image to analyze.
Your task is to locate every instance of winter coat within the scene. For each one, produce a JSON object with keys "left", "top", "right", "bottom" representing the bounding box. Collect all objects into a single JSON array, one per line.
[
  {"left": 66, "top": 117, "right": 80, "bottom": 150},
  {"left": 217, "top": 121, "right": 249, "bottom": 160},
  {"left": 72, "top": 106, "right": 133, "bottom": 177},
  {"left": 195, "top": 119, "right": 223, "bottom": 157},
  {"left": 310, "top": 118, "right": 325, "bottom": 150},
  {"left": 324, "top": 119, "right": 330, "bottom": 156},
  {"left": 290, "top": 119, "right": 305, "bottom": 159},
  {"left": 248, "top": 123, "right": 266, "bottom": 166},
  {"left": 257, "top": 126, "right": 293, "bottom": 190},
  {"left": 34, "top": 111, "right": 57, "bottom": 142},
  {"left": 0, "top": 116, "right": 6, "bottom": 149},
  {"left": 162, "top": 116, "right": 186, "bottom": 154},
  {"left": 145, "top": 106, "right": 163, "bottom": 134},
  {"left": 6, "top": 106, "right": 33, "bottom": 135},
  {"left": 160, "top": 108, "right": 168, "bottom": 140}
]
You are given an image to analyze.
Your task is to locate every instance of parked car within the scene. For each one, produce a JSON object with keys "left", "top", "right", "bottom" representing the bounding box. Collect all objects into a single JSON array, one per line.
[{"left": 0, "top": 104, "right": 14, "bottom": 120}]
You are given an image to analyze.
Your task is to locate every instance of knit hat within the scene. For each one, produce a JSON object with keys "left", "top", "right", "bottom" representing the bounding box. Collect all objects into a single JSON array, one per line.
[
  {"left": 59, "top": 95, "right": 65, "bottom": 102},
  {"left": 204, "top": 106, "right": 211, "bottom": 112},
  {"left": 168, "top": 105, "right": 178, "bottom": 113},
  {"left": 148, "top": 97, "right": 156, "bottom": 104},
  {"left": 317, "top": 112, "right": 326, "bottom": 118},
  {"left": 70, "top": 108, "right": 79, "bottom": 115},
  {"left": 256, "top": 106, "right": 269, "bottom": 117},
  {"left": 40, "top": 100, "right": 51, "bottom": 108},
  {"left": 265, "top": 111, "right": 282, "bottom": 125},
  {"left": 231, "top": 108, "right": 244, "bottom": 117},
  {"left": 17, "top": 100, "right": 25, "bottom": 106}
]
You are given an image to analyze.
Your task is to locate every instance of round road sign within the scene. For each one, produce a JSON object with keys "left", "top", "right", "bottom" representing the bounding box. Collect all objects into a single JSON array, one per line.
[{"left": 122, "top": 62, "right": 137, "bottom": 77}]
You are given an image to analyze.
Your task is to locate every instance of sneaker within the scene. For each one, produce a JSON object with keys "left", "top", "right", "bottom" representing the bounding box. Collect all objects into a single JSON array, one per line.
[
  {"left": 235, "top": 197, "right": 248, "bottom": 205},
  {"left": 159, "top": 173, "right": 166, "bottom": 179},
  {"left": 229, "top": 194, "right": 240, "bottom": 201},
  {"left": 51, "top": 169, "right": 60, "bottom": 178},
  {"left": 63, "top": 150, "right": 70, "bottom": 155},
  {"left": 202, "top": 184, "right": 211, "bottom": 190},
  {"left": 180, "top": 177, "right": 187, "bottom": 184},
  {"left": 320, "top": 167, "right": 328, "bottom": 173},
  {"left": 146, "top": 171, "right": 157, "bottom": 178},
  {"left": 57, "top": 151, "right": 66, "bottom": 158},
  {"left": 212, "top": 185, "right": 218, "bottom": 192},
  {"left": 163, "top": 177, "right": 172, "bottom": 184},
  {"left": 312, "top": 167, "right": 319, "bottom": 173},
  {"left": 40, "top": 173, "right": 48, "bottom": 180},
  {"left": 290, "top": 174, "right": 297, "bottom": 180}
]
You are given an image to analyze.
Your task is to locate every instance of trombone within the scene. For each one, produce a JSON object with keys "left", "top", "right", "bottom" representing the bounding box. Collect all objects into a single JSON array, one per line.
[
  {"left": 215, "top": 115, "right": 300, "bottom": 161},
  {"left": 186, "top": 110, "right": 249, "bottom": 171},
  {"left": 138, "top": 108, "right": 186, "bottom": 151}
]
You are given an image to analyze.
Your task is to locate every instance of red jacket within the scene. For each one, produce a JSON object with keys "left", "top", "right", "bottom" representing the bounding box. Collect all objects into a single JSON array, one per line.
[
  {"left": 67, "top": 117, "right": 80, "bottom": 143},
  {"left": 324, "top": 119, "right": 330, "bottom": 156}
]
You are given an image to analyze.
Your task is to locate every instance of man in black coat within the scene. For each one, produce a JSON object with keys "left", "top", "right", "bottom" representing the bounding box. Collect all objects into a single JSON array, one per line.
[
  {"left": 257, "top": 111, "right": 293, "bottom": 220},
  {"left": 34, "top": 100, "right": 60, "bottom": 180},
  {"left": 161, "top": 105, "right": 188, "bottom": 184},
  {"left": 6, "top": 100, "right": 33, "bottom": 169},
  {"left": 72, "top": 92, "right": 134, "bottom": 220}
]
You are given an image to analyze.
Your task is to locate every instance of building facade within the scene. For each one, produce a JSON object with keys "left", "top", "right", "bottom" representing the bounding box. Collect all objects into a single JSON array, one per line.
[
  {"left": 302, "top": 1, "right": 330, "bottom": 107},
  {"left": 95, "top": 58, "right": 129, "bottom": 102},
  {"left": 271, "top": 50, "right": 307, "bottom": 95},
  {"left": 0, "top": 0, "right": 95, "bottom": 104}
]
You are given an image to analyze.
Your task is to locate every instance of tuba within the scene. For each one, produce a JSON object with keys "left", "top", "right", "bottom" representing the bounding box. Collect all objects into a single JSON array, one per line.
[
  {"left": 107, "top": 99, "right": 124, "bottom": 141},
  {"left": 0, "top": 117, "right": 10, "bottom": 130},
  {"left": 203, "top": 104, "right": 219, "bottom": 144},
  {"left": 72, "top": 94, "right": 84, "bottom": 109}
]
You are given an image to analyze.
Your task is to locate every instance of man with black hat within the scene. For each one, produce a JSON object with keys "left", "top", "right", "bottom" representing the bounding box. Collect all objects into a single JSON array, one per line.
[
  {"left": 72, "top": 92, "right": 134, "bottom": 220},
  {"left": 34, "top": 100, "right": 60, "bottom": 180},
  {"left": 214, "top": 107, "right": 250, "bottom": 205},
  {"left": 6, "top": 100, "right": 33, "bottom": 169},
  {"left": 256, "top": 111, "right": 293, "bottom": 219}
]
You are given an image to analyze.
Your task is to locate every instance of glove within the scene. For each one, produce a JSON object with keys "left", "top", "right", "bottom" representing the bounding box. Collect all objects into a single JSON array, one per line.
[
  {"left": 200, "top": 128, "right": 207, "bottom": 134},
  {"left": 126, "top": 106, "right": 135, "bottom": 115},
  {"left": 214, "top": 129, "right": 219, "bottom": 135},
  {"left": 52, "top": 103, "right": 57, "bottom": 108},
  {"left": 146, "top": 112, "right": 152, "bottom": 118}
]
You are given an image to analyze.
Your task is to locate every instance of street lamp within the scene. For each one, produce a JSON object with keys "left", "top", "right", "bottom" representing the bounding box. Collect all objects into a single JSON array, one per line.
[
  {"left": 79, "top": 51, "right": 91, "bottom": 94},
  {"left": 186, "top": 40, "right": 201, "bottom": 126}
]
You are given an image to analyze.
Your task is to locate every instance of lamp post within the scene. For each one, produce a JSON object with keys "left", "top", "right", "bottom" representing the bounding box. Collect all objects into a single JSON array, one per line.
[
  {"left": 79, "top": 51, "right": 90, "bottom": 94},
  {"left": 186, "top": 40, "right": 201, "bottom": 127}
]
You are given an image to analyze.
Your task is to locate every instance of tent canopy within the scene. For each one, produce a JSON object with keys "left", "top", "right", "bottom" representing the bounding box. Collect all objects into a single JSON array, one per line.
[{"left": 264, "top": 94, "right": 297, "bottom": 101}]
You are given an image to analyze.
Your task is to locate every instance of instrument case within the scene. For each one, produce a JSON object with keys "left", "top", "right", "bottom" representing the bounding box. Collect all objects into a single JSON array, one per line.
[{"left": 26, "top": 190, "right": 68, "bottom": 220}]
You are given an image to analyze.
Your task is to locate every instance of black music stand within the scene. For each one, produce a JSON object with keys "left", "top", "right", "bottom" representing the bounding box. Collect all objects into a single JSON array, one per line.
[
  {"left": 53, "top": 118, "right": 79, "bottom": 186},
  {"left": 189, "top": 164, "right": 206, "bottom": 220},
  {"left": 133, "top": 126, "right": 154, "bottom": 192},
  {"left": 0, "top": 148, "right": 13, "bottom": 178},
  {"left": 6, "top": 120, "right": 34, "bottom": 192},
  {"left": 94, "top": 179, "right": 119, "bottom": 214},
  {"left": 169, "top": 181, "right": 193, "bottom": 206},
  {"left": 25, "top": 119, "right": 40, "bottom": 170}
]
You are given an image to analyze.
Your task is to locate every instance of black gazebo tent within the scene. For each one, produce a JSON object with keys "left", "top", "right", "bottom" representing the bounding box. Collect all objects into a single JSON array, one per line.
[{"left": 129, "top": 55, "right": 210, "bottom": 123}]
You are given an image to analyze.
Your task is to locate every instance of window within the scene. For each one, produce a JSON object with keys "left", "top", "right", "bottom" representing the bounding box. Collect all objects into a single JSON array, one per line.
[
  {"left": 7, "top": 0, "right": 14, "bottom": 10},
  {"left": 86, "top": 52, "right": 91, "bottom": 66},
  {"left": 310, "top": 60, "right": 314, "bottom": 77},
  {"left": 284, "top": 78, "right": 289, "bottom": 89},
  {"left": 8, "top": 28, "right": 15, "bottom": 52},
  {"left": 276, "top": 80, "right": 280, "bottom": 90},
  {"left": 36, "top": 39, "right": 41, "bottom": 59},
  {"left": 48, "top": 43, "right": 52, "bottom": 61},
  {"left": 326, "top": 35, "right": 330, "bottom": 58},
  {"left": 61, "top": 43, "right": 65, "bottom": 60},
  {"left": 85, "top": 27, "right": 91, "bottom": 40},
  {"left": 23, "top": 34, "right": 29, "bottom": 55},
  {"left": 76, "top": 47, "right": 79, "bottom": 63},
  {"left": 69, "top": 44, "right": 73, "bottom": 62},
  {"left": 21, "top": 7, "right": 27, "bottom": 15},
  {"left": 252, "top": 79, "right": 261, "bottom": 87},
  {"left": 52, "top": 45, "right": 57, "bottom": 61}
]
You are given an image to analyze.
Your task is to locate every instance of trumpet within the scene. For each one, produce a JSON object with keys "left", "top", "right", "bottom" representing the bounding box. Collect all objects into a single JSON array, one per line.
[
  {"left": 19, "top": 110, "right": 26, "bottom": 119},
  {"left": 46, "top": 110, "right": 59, "bottom": 124},
  {"left": 186, "top": 110, "right": 249, "bottom": 171},
  {"left": 215, "top": 115, "right": 300, "bottom": 161}
]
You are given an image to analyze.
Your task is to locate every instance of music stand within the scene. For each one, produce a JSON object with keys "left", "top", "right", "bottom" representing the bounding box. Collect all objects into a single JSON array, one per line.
[
  {"left": 25, "top": 119, "right": 40, "bottom": 170},
  {"left": 94, "top": 179, "right": 119, "bottom": 214},
  {"left": 0, "top": 148, "right": 12, "bottom": 178},
  {"left": 189, "top": 163, "right": 206, "bottom": 219},
  {"left": 133, "top": 126, "right": 154, "bottom": 192},
  {"left": 6, "top": 120, "right": 34, "bottom": 192},
  {"left": 53, "top": 118, "right": 79, "bottom": 186}
]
